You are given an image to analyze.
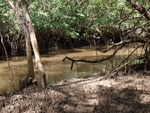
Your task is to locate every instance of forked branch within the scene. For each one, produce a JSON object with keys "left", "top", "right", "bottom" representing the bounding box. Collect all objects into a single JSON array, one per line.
[{"left": 63, "top": 43, "right": 125, "bottom": 70}]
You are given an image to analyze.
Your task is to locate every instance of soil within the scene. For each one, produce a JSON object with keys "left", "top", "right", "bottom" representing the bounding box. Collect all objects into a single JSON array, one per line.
[{"left": 0, "top": 72, "right": 150, "bottom": 113}]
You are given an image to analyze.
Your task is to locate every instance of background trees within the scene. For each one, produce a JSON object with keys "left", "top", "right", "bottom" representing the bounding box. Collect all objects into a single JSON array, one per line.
[
  {"left": 63, "top": 0, "right": 150, "bottom": 77},
  {"left": 1, "top": 0, "right": 149, "bottom": 52},
  {"left": 1, "top": 0, "right": 130, "bottom": 55}
]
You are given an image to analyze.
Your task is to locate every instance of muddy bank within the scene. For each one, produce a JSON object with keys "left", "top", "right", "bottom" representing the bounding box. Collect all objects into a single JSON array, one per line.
[{"left": 0, "top": 71, "right": 150, "bottom": 113}]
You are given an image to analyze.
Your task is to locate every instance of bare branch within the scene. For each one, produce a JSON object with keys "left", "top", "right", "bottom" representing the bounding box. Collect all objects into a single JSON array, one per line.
[
  {"left": 96, "top": 38, "right": 149, "bottom": 53},
  {"left": 118, "top": 16, "right": 144, "bottom": 25},
  {"left": 127, "top": 0, "right": 150, "bottom": 20},
  {"left": 6, "top": 0, "right": 15, "bottom": 10},
  {"left": 105, "top": 54, "right": 144, "bottom": 79},
  {"left": 96, "top": 41, "right": 123, "bottom": 53},
  {"left": 0, "top": 33, "right": 15, "bottom": 92},
  {"left": 95, "top": 25, "right": 107, "bottom": 47},
  {"left": 63, "top": 42, "right": 125, "bottom": 70},
  {"left": 104, "top": 9, "right": 134, "bottom": 32},
  {"left": 118, "top": 44, "right": 144, "bottom": 67},
  {"left": 62, "top": 55, "right": 114, "bottom": 70}
]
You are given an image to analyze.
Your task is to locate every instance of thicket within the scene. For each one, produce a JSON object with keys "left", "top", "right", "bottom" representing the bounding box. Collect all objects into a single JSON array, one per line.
[
  {"left": 1, "top": 1, "right": 150, "bottom": 112},
  {"left": 0, "top": 0, "right": 150, "bottom": 55}
]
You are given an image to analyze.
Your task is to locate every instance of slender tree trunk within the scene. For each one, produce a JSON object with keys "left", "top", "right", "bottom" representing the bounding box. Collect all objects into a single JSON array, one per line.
[
  {"left": 21, "top": 0, "right": 46, "bottom": 88},
  {"left": 0, "top": 33, "right": 15, "bottom": 92},
  {"left": 6, "top": 0, "right": 36, "bottom": 90}
]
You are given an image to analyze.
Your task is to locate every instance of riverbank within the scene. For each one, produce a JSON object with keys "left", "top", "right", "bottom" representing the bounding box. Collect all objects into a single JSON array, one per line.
[
  {"left": 0, "top": 45, "right": 145, "bottom": 93},
  {"left": 0, "top": 71, "right": 150, "bottom": 113}
]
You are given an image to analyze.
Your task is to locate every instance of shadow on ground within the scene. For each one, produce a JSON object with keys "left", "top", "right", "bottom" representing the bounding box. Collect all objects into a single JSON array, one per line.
[
  {"left": 50, "top": 79, "right": 150, "bottom": 113},
  {"left": 0, "top": 74, "right": 150, "bottom": 113}
]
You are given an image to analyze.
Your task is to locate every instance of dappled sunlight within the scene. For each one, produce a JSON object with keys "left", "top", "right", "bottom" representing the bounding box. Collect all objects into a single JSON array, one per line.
[
  {"left": 50, "top": 74, "right": 150, "bottom": 112},
  {"left": 1, "top": 0, "right": 150, "bottom": 112}
]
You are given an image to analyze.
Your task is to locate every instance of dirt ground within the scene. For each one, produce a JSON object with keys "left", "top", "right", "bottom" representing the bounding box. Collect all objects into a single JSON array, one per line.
[{"left": 0, "top": 72, "right": 150, "bottom": 113}]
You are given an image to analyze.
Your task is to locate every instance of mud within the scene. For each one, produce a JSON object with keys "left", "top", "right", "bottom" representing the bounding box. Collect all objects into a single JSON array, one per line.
[{"left": 0, "top": 72, "right": 150, "bottom": 113}]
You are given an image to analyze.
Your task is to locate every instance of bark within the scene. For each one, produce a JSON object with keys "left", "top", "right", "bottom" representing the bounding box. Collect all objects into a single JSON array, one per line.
[
  {"left": 127, "top": 0, "right": 150, "bottom": 20},
  {"left": 21, "top": 0, "right": 46, "bottom": 88},
  {"left": 6, "top": 0, "right": 36, "bottom": 90}
]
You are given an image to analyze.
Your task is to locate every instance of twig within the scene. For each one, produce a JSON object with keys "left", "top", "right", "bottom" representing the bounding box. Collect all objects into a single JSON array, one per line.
[
  {"left": 101, "top": 43, "right": 125, "bottom": 74},
  {"left": 118, "top": 44, "right": 144, "bottom": 67},
  {"left": 0, "top": 33, "right": 15, "bottom": 92},
  {"left": 96, "top": 38, "right": 149, "bottom": 53},
  {"left": 96, "top": 41, "right": 123, "bottom": 53},
  {"left": 101, "top": 54, "right": 144, "bottom": 80}
]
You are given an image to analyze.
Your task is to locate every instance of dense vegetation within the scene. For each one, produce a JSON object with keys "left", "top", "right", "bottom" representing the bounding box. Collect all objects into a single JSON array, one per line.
[
  {"left": 1, "top": 1, "right": 150, "bottom": 112},
  {"left": 1, "top": 0, "right": 149, "bottom": 56}
]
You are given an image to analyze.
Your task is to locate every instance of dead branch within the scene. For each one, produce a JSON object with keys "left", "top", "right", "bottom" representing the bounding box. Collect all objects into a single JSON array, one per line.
[
  {"left": 118, "top": 44, "right": 144, "bottom": 67},
  {"left": 62, "top": 55, "right": 113, "bottom": 70},
  {"left": 63, "top": 36, "right": 150, "bottom": 70},
  {"left": 95, "top": 25, "right": 107, "bottom": 46},
  {"left": 100, "top": 54, "right": 145, "bottom": 80},
  {"left": 123, "top": 39, "right": 150, "bottom": 65},
  {"left": 120, "top": 3, "right": 132, "bottom": 19},
  {"left": 96, "top": 38, "right": 149, "bottom": 53},
  {"left": 105, "top": 40, "right": 150, "bottom": 79},
  {"left": 63, "top": 42, "right": 125, "bottom": 70},
  {"left": 96, "top": 41, "right": 123, "bottom": 53}
]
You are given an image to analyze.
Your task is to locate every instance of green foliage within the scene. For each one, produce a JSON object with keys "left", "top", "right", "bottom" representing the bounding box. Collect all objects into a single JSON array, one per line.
[
  {"left": 27, "top": 0, "right": 126, "bottom": 38},
  {"left": 1, "top": 0, "right": 150, "bottom": 38},
  {"left": 0, "top": 0, "right": 21, "bottom": 35}
]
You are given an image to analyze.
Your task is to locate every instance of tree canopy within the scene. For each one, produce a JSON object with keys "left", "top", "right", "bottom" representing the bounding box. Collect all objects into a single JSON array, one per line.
[{"left": 1, "top": 0, "right": 147, "bottom": 38}]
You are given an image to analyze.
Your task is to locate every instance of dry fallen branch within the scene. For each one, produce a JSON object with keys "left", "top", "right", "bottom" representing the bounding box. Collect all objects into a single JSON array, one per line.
[
  {"left": 118, "top": 44, "right": 144, "bottom": 67},
  {"left": 101, "top": 54, "right": 145, "bottom": 80},
  {"left": 103, "top": 41, "right": 150, "bottom": 79},
  {"left": 62, "top": 55, "right": 113, "bottom": 70},
  {"left": 63, "top": 43, "right": 125, "bottom": 70},
  {"left": 63, "top": 37, "right": 150, "bottom": 71}
]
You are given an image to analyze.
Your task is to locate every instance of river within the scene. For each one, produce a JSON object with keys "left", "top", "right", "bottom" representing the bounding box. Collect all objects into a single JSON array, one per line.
[{"left": 0, "top": 45, "right": 144, "bottom": 93}]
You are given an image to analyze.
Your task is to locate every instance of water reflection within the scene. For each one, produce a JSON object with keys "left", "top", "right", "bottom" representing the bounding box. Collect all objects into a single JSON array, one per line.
[{"left": 0, "top": 46, "right": 144, "bottom": 93}]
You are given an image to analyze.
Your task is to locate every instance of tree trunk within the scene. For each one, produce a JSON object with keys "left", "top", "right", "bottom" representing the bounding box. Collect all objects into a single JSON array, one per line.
[
  {"left": 21, "top": 0, "right": 46, "bottom": 88},
  {"left": 6, "top": 0, "right": 36, "bottom": 90},
  {"left": 127, "top": 0, "right": 150, "bottom": 20}
]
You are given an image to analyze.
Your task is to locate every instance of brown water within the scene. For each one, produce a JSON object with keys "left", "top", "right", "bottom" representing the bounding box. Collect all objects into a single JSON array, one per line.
[{"left": 0, "top": 46, "right": 144, "bottom": 93}]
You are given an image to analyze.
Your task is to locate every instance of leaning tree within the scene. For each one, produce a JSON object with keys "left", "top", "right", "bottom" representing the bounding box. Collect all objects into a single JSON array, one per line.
[
  {"left": 6, "top": 0, "right": 46, "bottom": 89},
  {"left": 63, "top": 0, "right": 150, "bottom": 78}
]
